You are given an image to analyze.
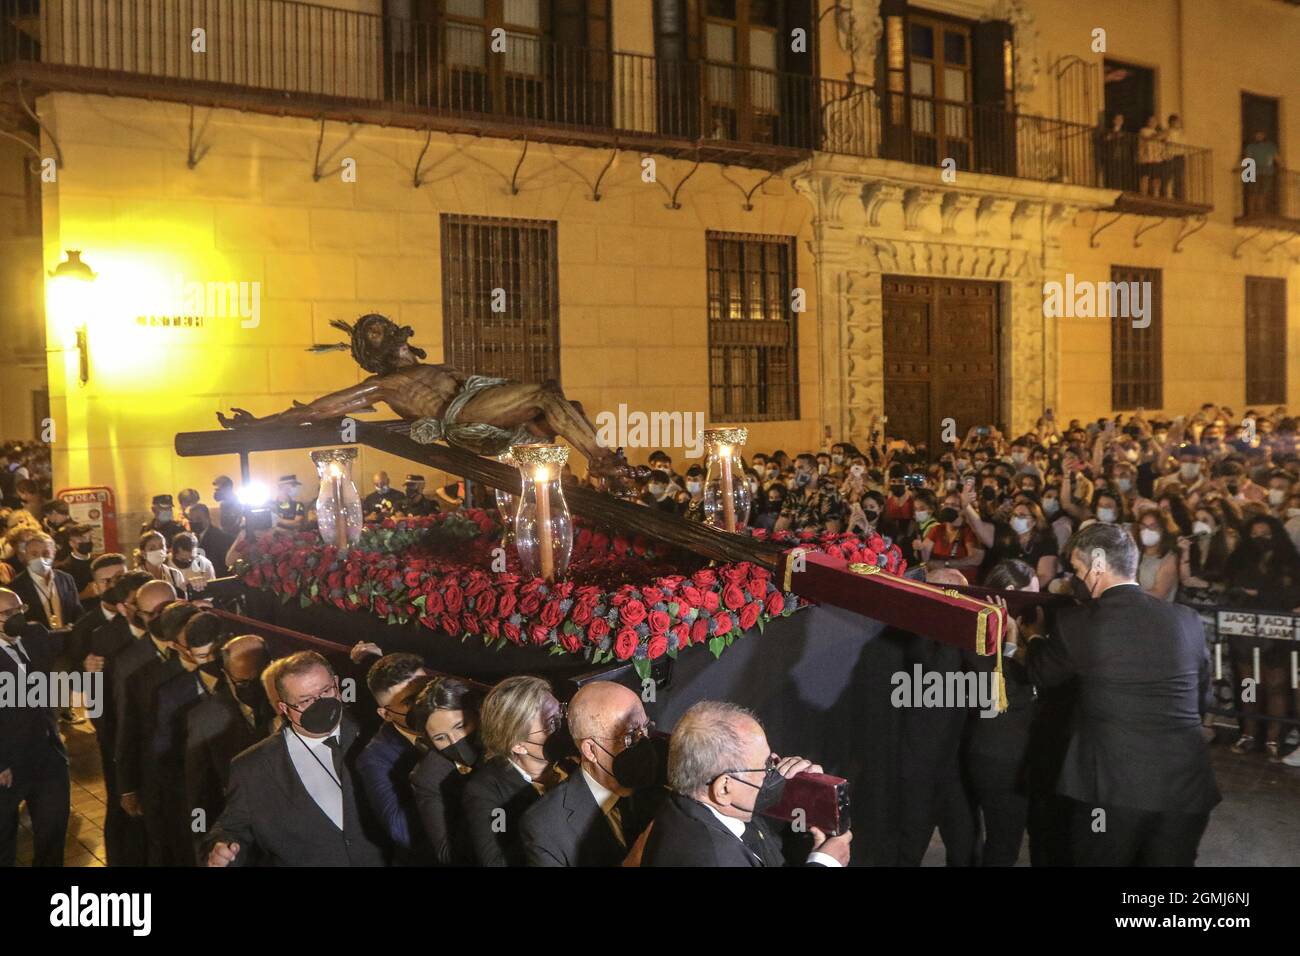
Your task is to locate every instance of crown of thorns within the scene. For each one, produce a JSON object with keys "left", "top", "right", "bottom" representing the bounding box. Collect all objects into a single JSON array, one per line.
[{"left": 308, "top": 313, "right": 426, "bottom": 374}]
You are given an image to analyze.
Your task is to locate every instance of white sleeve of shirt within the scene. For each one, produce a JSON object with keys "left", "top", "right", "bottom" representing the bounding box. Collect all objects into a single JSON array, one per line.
[{"left": 807, "top": 850, "right": 843, "bottom": 868}]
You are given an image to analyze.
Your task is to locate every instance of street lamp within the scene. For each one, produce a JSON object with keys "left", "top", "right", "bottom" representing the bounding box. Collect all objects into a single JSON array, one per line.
[{"left": 47, "top": 250, "right": 97, "bottom": 385}]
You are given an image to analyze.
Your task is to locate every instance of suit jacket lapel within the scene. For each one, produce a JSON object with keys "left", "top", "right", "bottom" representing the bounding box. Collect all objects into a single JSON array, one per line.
[{"left": 563, "top": 772, "right": 623, "bottom": 861}]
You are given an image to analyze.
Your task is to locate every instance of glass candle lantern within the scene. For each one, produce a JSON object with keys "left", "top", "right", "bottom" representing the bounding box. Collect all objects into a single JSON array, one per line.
[
  {"left": 702, "top": 426, "right": 752, "bottom": 532},
  {"left": 510, "top": 443, "right": 573, "bottom": 582},
  {"left": 495, "top": 449, "right": 520, "bottom": 540},
  {"left": 311, "top": 448, "right": 363, "bottom": 549}
]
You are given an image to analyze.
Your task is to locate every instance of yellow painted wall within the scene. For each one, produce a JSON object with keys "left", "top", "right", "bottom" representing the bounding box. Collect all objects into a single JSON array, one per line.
[
  {"left": 0, "top": 138, "right": 46, "bottom": 440},
  {"left": 35, "top": 91, "right": 821, "bottom": 522}
]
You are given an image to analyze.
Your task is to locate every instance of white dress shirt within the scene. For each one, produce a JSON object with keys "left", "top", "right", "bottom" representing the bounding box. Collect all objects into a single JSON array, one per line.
[
  {"left": 284, "top": 726, "right": 344, "bottom": 830},
  {"left": 703, "top": 802, "right": 842, "bottom": 867},
  {"left": 581, "top": 768, "right": 626, "bottom": 846},
  {"left": 0, "top": 636, "right": 29, "bottom": 676}
]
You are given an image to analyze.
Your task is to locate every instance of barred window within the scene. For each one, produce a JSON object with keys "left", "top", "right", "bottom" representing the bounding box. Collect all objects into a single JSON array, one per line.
[
  {"left": 706, "top": 231, "right": 799, "bottom": 421},
  {"left": 1110, "top": 265, "right": 1162, "bottom": 410},
  {"left": 1245, "top": 276, "right": 1286, "bottom": 406},
  {"left": 441, "top": 214, "right": 559, "bottom": 384}
]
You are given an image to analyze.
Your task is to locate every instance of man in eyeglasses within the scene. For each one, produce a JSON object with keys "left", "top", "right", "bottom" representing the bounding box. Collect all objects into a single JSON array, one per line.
[
  {"left": 642, "top": 700, "right": 852, "bottom": 867},
  {"left": 0, "top": 587, "right": 72, "bottom": 866},
  {"left": 519, "top": 680, "right": 664, "bottom": 866},
  {"left": 205, "top": 651, "right": 386, "bottom": 867},
  {"left": 356, "top": 653, "right": 433, "bottom": 864}
]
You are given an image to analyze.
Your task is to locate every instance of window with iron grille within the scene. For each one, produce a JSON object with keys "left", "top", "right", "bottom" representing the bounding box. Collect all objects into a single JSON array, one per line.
[
  {"left": 707, "top": 231, "right": 799, "bottom": 421},
  {"left": 1245, "top": 276, "right": 1287, "bottom": 406},
  {"left": 1110, "top": 265, "right": 1162, "bottom": 410},
  {"left": 441, "top": 214, "right": 560, "bottom": 384}
]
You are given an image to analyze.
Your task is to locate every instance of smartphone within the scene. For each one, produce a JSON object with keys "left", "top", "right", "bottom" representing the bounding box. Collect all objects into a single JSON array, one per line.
[
  {"left": 761, "top": 772, "right": 852, "bottom": 837},
  {"left": 964, "top": 477, "right": 976, "bottom": 493}
]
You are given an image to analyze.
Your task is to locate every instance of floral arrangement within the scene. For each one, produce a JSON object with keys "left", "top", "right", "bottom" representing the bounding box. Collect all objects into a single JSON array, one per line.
[{"left": 234, "top": 510, "right": 905, "bottom": 677}]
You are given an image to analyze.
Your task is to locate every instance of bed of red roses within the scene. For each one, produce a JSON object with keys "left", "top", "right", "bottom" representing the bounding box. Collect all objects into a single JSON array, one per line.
[{"left": 233, "top": 509, "right": 905, "bottom": 677}]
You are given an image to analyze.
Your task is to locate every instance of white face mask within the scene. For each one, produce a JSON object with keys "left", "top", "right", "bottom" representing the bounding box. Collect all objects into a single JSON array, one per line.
[
  {"left": 1139, "top": 528, "right": 1162, "bottom": 547},
  {"left": 818, "top": 463, "right": 829, "bottom": 476},
  {"left": 1192, "top": 520, "right": 1213, "bottom": 536},
  {"left": 686, "top": 481, "right": 702, "bottom": 496},
  {"left": 27, "top": 556, "right": 53, "bottom": 576},
  {"left": 1097, "top": 507, "right": 1118, "bottom": 524},
  {"left": 1011, "top": 452, "right": 1026, "bottom": 466},
  {"left": 144, "top": 549, "right": 166, "bottom": 567},
  {"left": 1180, "top": 462, "right": 1200, "bottom": 480},
  {"left": 1268, "top": 488, "right": 1287, "bottom": 506},
  {"left": 1043, "top": 497, "right": 1060, "bottom": 515},
  {"left": 914, "top": 510, "right": 931, "bottom": 525},
  {"left": 1010, "top": 515, "right": 1034, "bottom": 535},
  {"left": 648, "top": 483, "right": 667, "bottom": 499},
  {"left": 1116, "top": 478, "right": 1133, "bottom": 493},
  {"left": 1287, "top": 508, "right": 1300, "bottom": 520}
]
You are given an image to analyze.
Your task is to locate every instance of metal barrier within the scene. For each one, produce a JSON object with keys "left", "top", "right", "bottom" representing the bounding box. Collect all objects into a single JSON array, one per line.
[{"left": 1186, "top": 602, "right": 1300, "bottom": 731}]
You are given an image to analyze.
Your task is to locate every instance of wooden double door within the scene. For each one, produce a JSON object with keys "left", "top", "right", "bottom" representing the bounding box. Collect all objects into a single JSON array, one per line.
[{"left": 882, "top": 276, "right": 1002, "bottom": 453}]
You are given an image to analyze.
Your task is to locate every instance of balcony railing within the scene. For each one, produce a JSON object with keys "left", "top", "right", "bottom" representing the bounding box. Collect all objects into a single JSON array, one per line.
[
  {"left": 0, "top": 0, "right": 1212, "bottom": 208},
  {"left": 1098, "top": 128, "right": 1215, "bottom": 214},
  {"left": 1235, "top": 167, "right": 1300, "bottom": 229}
]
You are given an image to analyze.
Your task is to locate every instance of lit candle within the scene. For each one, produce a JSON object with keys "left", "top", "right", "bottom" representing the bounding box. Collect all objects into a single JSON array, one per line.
[
  {"left": 329, "top": 462, "right": 347, "bottom": 550},
  {"left": 534, "top": 463, "right": 554, "bottom": 582},
  {"left": 719, "top": 444, "right": 736, "bottom": 532}
]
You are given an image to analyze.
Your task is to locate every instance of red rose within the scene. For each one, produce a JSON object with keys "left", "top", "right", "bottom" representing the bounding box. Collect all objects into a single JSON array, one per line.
[
  {"left": 484, "top": 618, "right": 501, "bottom": 639},
  {"left": 739, "top": 601, "right": 761, "bottom": 631},
  {"left": 439, "top": 614, "right": 459, "bottom": 635},
  {"left": 722, "top": 583, "right": 745, "bottom": 610},
  {"left": 671, "top": 621, "right": 691, "bottom": 649},
  {"left": 404, "top": 570, "right": 422, "bottom": 588},
  {"left": 498, "top": 589, "right": 517, "bottom": 618},
  {"left": 570, "top": 602, "right": 592, "bottom": 626},
  {"left": 693, "top": 569, "right": 717, "bottom": 586},
  {"left": 375, "top": 597, "right": 390, "bottom": 616},
  {"left": 647, "top": 609, "right": 670, "bottom": 635},
  {"left": 588, "top": 617, "right": 611, "bottom": 641},
  {"left": 560, "top": 631, "right": 582, "bottom": 653},
  {"left": 444, "top": 585, "right": 464, "bottom": 614},
  {"left": 475, "top": 590, "right": 497, "bottom": 617},
  {"left": 690, "top": 617, "right": 709, "bottom": 645},
  {"left": 702, "top": 590, "right": 720, "bottom": 612},
  {"left": 519, "top": 591, "right": 542, "bottom": 615},
  {"left": 620, "top": 600, "right": 647, "bottom": 627},
  {"left": 764, "top": 591, "right": 785, "bottom": 616},
  {"left": 642, "top": 587, "right": 664, "bottom": 606},
  {"left": 614, "top": 626, "right": 639, "bottom": 660},
  {"left": 680, "top": 585, "right": 704, "bottom": 607},
  {"left": 712, "top": 611, "right": 734, "bottom": 635},
  {"left": 462, "top": 614, "right": 481, "bottom": 635},
  {"left": 540, "top": 600, "right": 564, "bottom": 629},
  {"left": 503, "top": 622, "right": 521, "bottom": 644},
  {"left": 529, "top": 623, "right": 550, "bottom": 646},
  {"left": 648, "top": 634, "right": 668, "bottom": 659}
]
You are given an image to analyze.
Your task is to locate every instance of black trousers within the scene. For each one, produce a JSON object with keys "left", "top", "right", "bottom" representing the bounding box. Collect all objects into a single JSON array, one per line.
[
  {"left": 968, "top": 753, "right": 1028, "bottom": 867},
  {"left": 0, "top": 748, "right": 71, "bottom": 867},
  {"left": 1070, "top": 800, "right": 1210, "bottom": 866},
  {"left": 92, "top": 716, "right": 146, "bottom": 866}
]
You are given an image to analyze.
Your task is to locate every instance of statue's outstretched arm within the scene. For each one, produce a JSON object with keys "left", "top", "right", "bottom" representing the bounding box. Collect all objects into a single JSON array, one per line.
[{"left": 218, "top": 380, "right": 384, "bottom": 428}]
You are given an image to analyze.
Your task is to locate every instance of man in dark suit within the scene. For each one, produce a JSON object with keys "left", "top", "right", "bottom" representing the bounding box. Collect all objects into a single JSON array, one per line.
[
  {"left": 642, "top": 700, "right": 852, "bottom": 867},
  {"left": 1025, "top": 522, "right": 1221, "bottom": 866},
  {"left": 356, "top": 653, "right": 432, "bottom": 864},
  {"left": 205, "top": 651, "right": 387, "bottom": 867},
  {"left": 185, "top": 635, "right": 273, "bottom": 861},
  {"left": 520, "top": 681, "right": 661, "bottom": 866},
  {"left": 64, "top": 554, "right": 127, "bottom": 669},
  {"left": 184, "top": 504, "right": 233, "bottom": 578},
  {"left": 0, "top": 588, "right": 70, "bottom": 866},
  {"left": 9, "top": 532, "right": 83, "bottom": 630},
  {"left": 117, "top": 600, "right": 201, "bottom": 865}
]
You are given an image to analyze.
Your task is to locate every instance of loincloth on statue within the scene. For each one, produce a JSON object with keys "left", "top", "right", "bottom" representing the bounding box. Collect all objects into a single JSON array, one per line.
[{"left": 408, "top": 375, "right": 537, "bottom": 456}]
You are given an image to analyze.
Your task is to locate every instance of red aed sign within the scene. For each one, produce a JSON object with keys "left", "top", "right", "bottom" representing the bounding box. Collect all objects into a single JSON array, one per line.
[{"left": 57, "top": 486, "right": 119, "bottom": 554}]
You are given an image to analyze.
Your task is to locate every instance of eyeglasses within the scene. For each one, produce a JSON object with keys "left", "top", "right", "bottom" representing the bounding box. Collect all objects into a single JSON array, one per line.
[
  {"left": 0, "top": 603, "right": 29, "bottom": 619},
  {"left": 722, "top": 754, "right": 780, "bottom": 779},
  {"left": 284, "top": 683, "right": 339, "bottom": 713},
  {"left": 594, "top": 720, "right": 656, "bottom": 751}
]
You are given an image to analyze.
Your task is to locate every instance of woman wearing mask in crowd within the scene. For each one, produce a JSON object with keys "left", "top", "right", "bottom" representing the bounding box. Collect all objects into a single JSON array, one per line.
[
  {"left": 1224, "top": 517, "right": 1300, "bottom": 760},
  {"left": 410, "top": 676, "right": 484, "bottom": 866},
  {"left": 1086, "top": 489, "right": 1126, "bottom": 528},
  {"left": 1133, "top": 507, "right": 1179, "bottom": 602},
  {"left": 1264, "top": 470, "right": 1295, "bottom": 518},
  {"left": 642, "top": 470, "right": 678, "bottom": 514},
  {"left": 839, "top": 460, "right": 870, "bottom": 505},
  {"left": 136, "top": 530, "right": 187, "bottom": 594},
  {"left": 753, "top": 482, "right": 787, "bottom": 533},
  {"left": 902, "top": 489, "right": 939, "bottom": 567},
  {"left": 963, "top": 560, "right": 1040, "bottom": 866},
  {"left": 1177, "top": 504, "right": 1235, "bottom": 606},
  {"left": 462, "top": 675, "right": 566, "bottom": 866},
  {"left": 923, "top": 491, "right": 985, "bottom": 583},
  {"left": 966, "top": 494, "right": 1059, "bottom": 589},
  {"left": 1039, "top": 482, "right": 1075, "bottom": 552},
  {"left": 847, "top": 489, "right": 885, "bottom": 537},
  {"left": 1283, "top": 491, "right": 1300, "bottom": 553},
  {"left": 1156, "top": 491, "right": 1195, "bottom": 537}
]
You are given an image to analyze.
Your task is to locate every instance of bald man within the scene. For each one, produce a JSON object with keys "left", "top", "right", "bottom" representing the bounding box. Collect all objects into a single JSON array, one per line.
[
  {"left": 363, "top": 472, "right": 403, "bottom": 519},
  {"left": 0, "top": 586, "right": 71, "bottom": 866},
  {"left": 184, "top": 635, "right": 274, "bottom": 863},
  {"left": 519, "top": 681, "right": 664, "bottom": 866}
]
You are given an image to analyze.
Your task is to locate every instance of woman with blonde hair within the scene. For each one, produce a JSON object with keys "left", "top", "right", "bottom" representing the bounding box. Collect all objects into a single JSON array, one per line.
[{"left": 461, "top": 675, "right": 565, "bottom": 866}]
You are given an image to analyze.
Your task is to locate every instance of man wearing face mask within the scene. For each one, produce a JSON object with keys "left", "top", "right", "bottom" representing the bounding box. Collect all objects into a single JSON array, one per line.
[
  {"left": 117, "top": 600, "right": 202, "bottom": 865},
  {"left": 397, "top": 473, "right": 437, "bottom": 516},
  {"left": 642, "top": 469, "right": 678, "bottom": 514},
  {"left": 1023, "top": 523, "right": 1220, "bottom": 865},
  {"left": 149, "top": 611, "right": 227, "bottom": 865},
  {"left": 519, "top": 681, "right": 665, "bottom": 866},
  {"left": 643, "top": 701, "right": 851, "bottom": 867},
  {"left": 185, "top": 504, "right": 233, "bottom": 578},
  {"left": 0, "top": 587, "right": 73, "bottom": 866},
  {"left": 168, "top": 532, "right": 216, "bottom": 594},
  {"left": 212, "top": 475, "right": 243, "bottom": 537},
  {"left": 184, "top": 634, "right": 273, "bottom": 862},
  {"left": 40, "top": 500, "right": 74, "bottom": 560},
  {"left": 55, "top": 524, "right": 98, "bottom": 602},
  {"left": 273, "top": 475, "right": 308, "bottom": 532},
  {"left": 206, "top": 651, "right": 387, "bottom": 867},
  {"left": 356, "top": 653, "right": 433, "bottom": 864},
  {"left": 140, "top": 494, "right": 186, "bottom": 544},
  {"left": 9, "top": 532, "right": 82, "bottom": 630},
  {"left": 363, "top": 471, "right": 404, "bottom": 520}
]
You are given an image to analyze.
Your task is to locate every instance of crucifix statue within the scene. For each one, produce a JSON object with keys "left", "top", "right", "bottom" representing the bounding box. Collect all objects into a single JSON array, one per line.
[{"left": 217, "top": 314, "right": 640, "bottom": 483}]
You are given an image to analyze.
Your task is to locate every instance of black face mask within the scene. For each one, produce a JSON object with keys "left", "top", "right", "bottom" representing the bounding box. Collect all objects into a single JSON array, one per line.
[
  {"left": 75, "top": 541, "right": 94, "bottom": 556},
  {"left": 1069, "top": 573, "right": 1094, "bottom": 603},
  {"left": 228, "top": 673, "right": 266, "bottom": 710},
  {"left": 441, "top": 730, "right": 483, "bottom": 769},
  {"left": 148, "top": 618, "right": 165, "bottom": 640},
  {"left": 889, "top": 483, "right": 906, "bottom": 496},
  {"left": 294, "top": 695, "right": 343, "bottom": 735},
  {"left": 198, "top": 658, "right": 223, "bottom": 677},
  {"left": 3, "top": 611, "right": 26, "bottom": 638},
  {"left": 728, "top": 767, "right": 787, "bottom": 815},
  {"left": 542, "top": 722, "right": 578, "bottom": 763},
  {"left": 596, "top": 734, "right": 668, "bottom": 791},
  {"left": 980, "top": 486, "right": 999, "bottom": 502},
  {"left": 938, "top": 507, "right": 960, "bottom": 523},
  {"left": 173, "top": 558, "right": 193, "bottom": 569}
]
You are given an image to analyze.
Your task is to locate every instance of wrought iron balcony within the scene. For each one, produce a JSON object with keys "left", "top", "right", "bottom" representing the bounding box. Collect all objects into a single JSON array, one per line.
[
  {"left": 1096, "top": 128, "right": 1215, "bottom": 216},
  {"left": 1235, "top": 167, "right": 1300, "bottom": 231}
]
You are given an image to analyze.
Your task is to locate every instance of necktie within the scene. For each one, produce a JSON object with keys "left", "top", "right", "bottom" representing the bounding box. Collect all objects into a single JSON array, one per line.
[
  {"left": 607, "top": 798, "right": 627, "bottom": 848},
  {"left": 322, "top": 735, "right": 346, "bottom": 783},
  {"left": 740, "top": 823, "right": 767, "bottom": 866},
  {"left": 14, "top": 641, "right": 31, "bottom": 667}
]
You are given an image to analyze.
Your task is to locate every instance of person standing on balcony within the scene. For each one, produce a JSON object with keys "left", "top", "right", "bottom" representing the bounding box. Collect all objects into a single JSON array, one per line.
[
  {"left": 1244, "top": 130, "right": 1281, "bottom": 217},
  {"left": 1164, "top": 114, "right": 1186, "bottom": 201},
  {"left": 1101, "top": 113, "right": 1130, "bottom": 192},
  {"left": 1138, "top": 114, "right": 1164, "bottom": 197}
]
